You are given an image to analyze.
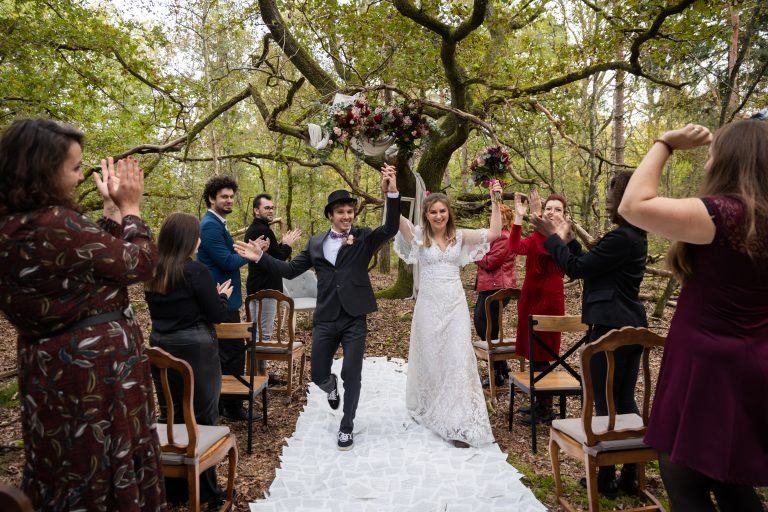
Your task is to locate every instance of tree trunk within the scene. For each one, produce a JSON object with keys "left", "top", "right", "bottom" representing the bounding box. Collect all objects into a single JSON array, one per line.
[{"left": 653, "top": 277, "right": 678, "bottom": 318}]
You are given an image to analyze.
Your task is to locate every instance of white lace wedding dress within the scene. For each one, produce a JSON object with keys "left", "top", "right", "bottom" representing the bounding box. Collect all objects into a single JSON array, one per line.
[{"left": 394, "top": 222, "right": 495, "bottom": 447}]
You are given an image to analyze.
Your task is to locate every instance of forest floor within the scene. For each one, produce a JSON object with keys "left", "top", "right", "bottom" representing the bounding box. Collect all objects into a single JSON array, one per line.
[{"left": 0, "top": 268, "right": 766, "bottom": 511}]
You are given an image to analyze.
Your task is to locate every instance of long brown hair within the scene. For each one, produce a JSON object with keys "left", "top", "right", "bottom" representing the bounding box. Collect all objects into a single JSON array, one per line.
[
  {"left": 0, "top": 118, "right": 85, "bottom": 214},
  {"left": 421, "top": 193, "right": 457, "bottom": 248},
  {"left": 146, "top": 213, "right": 201, "bottom": 294},
  {"left": 499, "top": 204, "right": 514, "bottom": 231},
  {"left": 668, "top": 119, "right": 768, "bottom": 282}
]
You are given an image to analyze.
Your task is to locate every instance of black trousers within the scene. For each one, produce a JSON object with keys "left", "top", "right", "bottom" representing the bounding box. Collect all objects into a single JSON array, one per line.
[
  {"left": 588, "top": 324, "right": 642, "bottom": 481},
  {"left": 473, "top": 290, "right": 511, "bottom": 375},
  {"left": 219, "top": 308, "right": 245, "bottom": 408},
  {"left": 149, "top": 324, "right": 222, "bottom": 503},
  {"left": 311, "top": 311, "right": 367, "bottom": 433}
]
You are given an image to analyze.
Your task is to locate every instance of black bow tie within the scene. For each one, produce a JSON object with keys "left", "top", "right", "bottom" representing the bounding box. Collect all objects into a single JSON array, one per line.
[{"left": 329, "top": 231, "right": 349, "bottom": 240}]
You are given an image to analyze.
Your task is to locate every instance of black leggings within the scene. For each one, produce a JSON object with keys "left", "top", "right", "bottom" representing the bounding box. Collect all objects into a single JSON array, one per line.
[{"left": 659, "top": 452, "right": 764, "bottom": 512}]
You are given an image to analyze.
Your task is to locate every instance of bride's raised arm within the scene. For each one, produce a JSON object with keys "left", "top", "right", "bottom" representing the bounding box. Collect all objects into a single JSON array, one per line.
[{"left": 399, "top": 214, "right": 414, "bottom": 242}]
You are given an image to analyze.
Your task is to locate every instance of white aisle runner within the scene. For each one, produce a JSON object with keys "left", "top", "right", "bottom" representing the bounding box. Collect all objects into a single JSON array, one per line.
[{"left": 250, "top": 357, "right": 545, "bottom": 512}]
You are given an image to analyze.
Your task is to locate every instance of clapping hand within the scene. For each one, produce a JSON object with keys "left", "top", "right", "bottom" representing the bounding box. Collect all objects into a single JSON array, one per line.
[
  {"left": 94, "top": 157, "right": 120, "bottom": 200},
  {"left": 282, "top": 228, "right": 302, "bottom": 247},
  {"left": 529, "top": 189, "right": 542, "bottom": 216},
  {"left": 514, "top": 192, "right": 528, "bottom": 217},
  {"left": 217, "top": 279, "right": 234, "bottom": 298},
  {"left": 107, "top": 157, "right": 143, "bottom": 218},
  {"left": 235, "top": 237, "right": 267, "bottom": 261}
]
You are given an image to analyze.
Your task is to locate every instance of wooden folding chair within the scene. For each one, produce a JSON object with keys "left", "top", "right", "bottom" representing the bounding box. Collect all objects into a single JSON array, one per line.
[
  {"left": 215, "top": 323, "right": 268, "bottom": 454},
  {"left": 509, "top": 314, "right": 589, "bottom": 453},
  {"left": 148, "top": 347, "right": 237, "bottom": 512},
  {"left": 245, "top": 290, "right": 306, "bottom": 398},
  {"left": 472, "top": 288, "right": 526, "bottom": 397},
  {"left": 549, "top": 327, "right": 666, "bottom": 512}
]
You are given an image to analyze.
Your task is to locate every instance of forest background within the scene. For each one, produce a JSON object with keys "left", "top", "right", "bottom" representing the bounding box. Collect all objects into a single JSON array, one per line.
[{"left": 1, "top": 0, "right": 767, "bottom": 509}]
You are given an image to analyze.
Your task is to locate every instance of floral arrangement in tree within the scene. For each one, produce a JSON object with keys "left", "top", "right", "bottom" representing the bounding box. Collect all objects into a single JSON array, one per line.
[
  {"left": 469, "top": 145, "right": 512, "bottom": 201},
  {"left": 323, "top": 96, "right": 431, "bottom": 159}
]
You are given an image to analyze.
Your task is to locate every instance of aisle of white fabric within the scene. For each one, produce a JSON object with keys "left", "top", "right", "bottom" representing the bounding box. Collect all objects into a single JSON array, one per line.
[{"left": 249, "top": 357, "right": 546, "bottom": 512}]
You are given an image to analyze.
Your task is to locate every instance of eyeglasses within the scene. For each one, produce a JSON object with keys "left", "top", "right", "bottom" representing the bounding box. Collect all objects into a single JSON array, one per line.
[{"left": 262, "top": 206, "right": 275, "bottom": 210}]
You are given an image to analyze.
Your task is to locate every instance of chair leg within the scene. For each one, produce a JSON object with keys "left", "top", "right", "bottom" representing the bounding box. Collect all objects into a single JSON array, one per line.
[
  {"left": 225, "top": 441, "right": 237, "bottom": 510},
  {"left": 262, "top": 386, "right": 268, "bottom": 426},
  {"left": 560, "top": 394, "right": 566, "bottom": 418},
  {"left": 488, "top": 357, "right": 496, "bottom": 397},
  {"left": 299, "top": 350, "right": 306, "bottom": 388},
  {"left": 531, "top": 393, "right": 537, "bottom": 454},
  {"left": 549, "top": 436, "right": 564, "bottom": 506},
  {"left": 585, "top": 456, "right": 600, "bottom": 512},
  {"left": 508, "top": 383, "right": 515, "bottom": 431},
  {"left": 188, "top": 464, "right": 201, "bottom": 512},
  {"left": 287, "top": 356, "right": 294, "bottom": 400},
  {"left": 246, "top": 393, "right": 254, "bottom": 455}
]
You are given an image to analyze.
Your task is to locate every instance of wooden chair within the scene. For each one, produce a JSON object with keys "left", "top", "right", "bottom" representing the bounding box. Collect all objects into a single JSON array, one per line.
[
  {"left": 147, "top": 347, "right": 237, "bottom": 512},
  {"left": 471, "top": 288, "right": 526, "bottom": 397},
  {"left": 549, "top": 327, "right": 666, "bottom": 512},
  {"left": 215, "top": 323, "right": 269, "bottom": 454},
  {"left": 509, "top": 314, "right": 589, "bottom": 453},
  {"left": 245, "top": 290, "right": 306, "bottom": 398}
]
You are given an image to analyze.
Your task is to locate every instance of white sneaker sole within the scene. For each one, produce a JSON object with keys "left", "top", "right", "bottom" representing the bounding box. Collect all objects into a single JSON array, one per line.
[{"left": 337, "top": 443, "right": 354, "bottom": 451}]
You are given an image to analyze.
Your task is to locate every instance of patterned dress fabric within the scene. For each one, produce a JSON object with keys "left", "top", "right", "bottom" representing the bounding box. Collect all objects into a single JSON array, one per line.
[
  {"left": 395, "top": 223, "right": 494, "bottom": 447},
  {"left": 644, "top": 196, "right": 768, "bottom": 485},
  {"left": 507, "top": 225, "right": 565, "bottom": 361},
  {"left": 0, "top": 206, "right": 165, "bottom": 511}
]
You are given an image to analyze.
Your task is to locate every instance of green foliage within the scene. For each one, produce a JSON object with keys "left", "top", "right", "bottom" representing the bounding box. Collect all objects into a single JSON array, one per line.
[{"left": 0, "top": 380, "right": 19, "bottom": 408}]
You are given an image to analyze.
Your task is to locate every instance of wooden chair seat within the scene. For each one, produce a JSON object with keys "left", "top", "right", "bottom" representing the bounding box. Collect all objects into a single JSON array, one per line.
[
  {"left": 0, "top": 484, "right": 32, "bottom": 512},
  {"left": 154, "top": 424, "right": 233, "bottom": 465},
  {"left": 510, "top": 371, "right": 581, "bottom": 394},
  {"left": 252, "top": 342, "right": 304, "bottom": 354},
  {"left": 220, "top": 374, "right": 268, "bottom": 396},
  {"left": 549, "top": 327, "right": 666, "bottom": 512},
  {"left": 472, "top": 338, "right": 518, "bottom": 354}
]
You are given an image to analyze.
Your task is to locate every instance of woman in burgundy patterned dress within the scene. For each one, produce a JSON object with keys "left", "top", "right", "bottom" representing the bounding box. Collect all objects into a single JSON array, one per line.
[
  {"left": 0, "top": 119, "right": 165, "bottom": 511},
  {"left": 620, "top": 118, "right": 768, "bottom": 511}
]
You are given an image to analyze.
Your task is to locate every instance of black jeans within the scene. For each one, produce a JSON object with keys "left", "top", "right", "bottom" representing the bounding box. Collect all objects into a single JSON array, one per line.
[
  {"left": 311, "top": 311, "right": 367, "bottom": 433},
  {"left": 588, "top": 324, "right": 643, "bottom": 482},
  {"left": 150, "top": 324, "right": 222, "bottom": 503},
  {"left": 473, "top": 290, "right": 511, "bottom": 375},
  {"left": 219, "top": 308, "right": 245, "bottom": 409}
]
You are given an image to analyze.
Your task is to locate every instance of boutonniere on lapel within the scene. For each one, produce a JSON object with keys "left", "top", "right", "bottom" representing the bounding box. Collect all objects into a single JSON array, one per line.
[{"left": 345, "top": 234, "right": 356, "bottom": 245}]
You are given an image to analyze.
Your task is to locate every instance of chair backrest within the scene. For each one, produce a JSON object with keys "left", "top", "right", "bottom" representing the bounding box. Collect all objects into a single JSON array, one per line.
[
  {"left": 244, "top": 290, "right": 295, "bottom": 349},
  {"left": 282, "top": 270, "right": 318, "bottom": 299},
  {"left": 529, "top": 314, "right": 589, "bottom": 381},
  {"left": 483, "top": 288, "right": 521, "bottom": 348},
  {"left": 580, "top": 326, "right": 665, "bottom": 446},
  {"left": 146, "top": 346, "right": 198, "bottom": 459},
  {"left": 0, "top": 484, "right": 32, "bottom": 512}
]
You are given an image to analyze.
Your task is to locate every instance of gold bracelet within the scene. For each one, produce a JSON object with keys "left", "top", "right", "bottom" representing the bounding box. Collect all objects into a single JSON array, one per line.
[{"left": 653, "top": 138, "right": 673, "bottom": 154}]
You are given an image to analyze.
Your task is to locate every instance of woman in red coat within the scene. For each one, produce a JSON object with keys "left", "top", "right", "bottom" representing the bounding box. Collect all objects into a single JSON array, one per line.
[
  {"left": 507, "top": 190, "right": 567, "bottom": 422},
  {"left": 474, "top": 204, "right": 518, "bottom": 388}
]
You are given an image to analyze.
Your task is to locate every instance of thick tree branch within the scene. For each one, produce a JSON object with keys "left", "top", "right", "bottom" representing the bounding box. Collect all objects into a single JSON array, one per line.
[
  {"left": 258, "top": 0, "right": 339, "bottom": 96},
  {"left": 111, "top": 49, "right": 185, "bottom": 107}
]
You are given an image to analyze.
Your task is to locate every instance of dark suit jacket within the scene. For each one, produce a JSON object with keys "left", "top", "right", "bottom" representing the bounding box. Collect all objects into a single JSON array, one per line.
[
  {"left": 256, "top": 195, "right": 400, "bottom": 322},
  {"left": 197, "top": 211, "right": 249, "bottom": 310},
  {"left": 244, "top": 217, "right": 292, "bottom": 294},
  {"left": 543, "top": 225, "right": 647, "bottom": 328}
]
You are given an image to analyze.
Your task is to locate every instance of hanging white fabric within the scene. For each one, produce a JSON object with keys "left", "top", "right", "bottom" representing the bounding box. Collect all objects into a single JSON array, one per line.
[{"left": 410, "top": 171, "right": 427, "bottom": 299}]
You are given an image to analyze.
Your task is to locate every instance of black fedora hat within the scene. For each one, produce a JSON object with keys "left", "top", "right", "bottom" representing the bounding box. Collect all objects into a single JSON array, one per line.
[{"left": 324, "top": 190, "right": 357, "bottom": 217}]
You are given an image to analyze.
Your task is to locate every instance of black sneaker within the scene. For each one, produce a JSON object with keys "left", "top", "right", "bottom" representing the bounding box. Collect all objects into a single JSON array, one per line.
[
  {"left": 221, "top": 405, "right": 251, "bottom": 422},
  {"left": 327, "top": 374, "right": 340, "bottom": 410},
  {"left": 337, "top": 430, "right": 353, "bottom": 451},
  {"left": 481, "top": 373, "right": 506, "bottom": 388}
]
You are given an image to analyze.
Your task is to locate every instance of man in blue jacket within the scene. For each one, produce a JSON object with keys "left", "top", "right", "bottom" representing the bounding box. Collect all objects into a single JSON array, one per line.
[{"left": 198, "top": 175, "right": 250, "bottom": 421}]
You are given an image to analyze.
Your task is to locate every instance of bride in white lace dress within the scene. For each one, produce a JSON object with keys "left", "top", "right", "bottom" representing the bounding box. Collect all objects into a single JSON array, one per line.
[{"left": 394, "top": 183, "right": 503, "bottom": 447}]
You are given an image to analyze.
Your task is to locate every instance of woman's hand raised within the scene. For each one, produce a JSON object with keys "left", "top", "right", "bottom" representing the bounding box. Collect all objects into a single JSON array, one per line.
[
  {"left": 659, "top": 124, "right": 712, "bottom": 151},
  {"left": 108, "top": 157, "right": 143, "bottom": 218}
]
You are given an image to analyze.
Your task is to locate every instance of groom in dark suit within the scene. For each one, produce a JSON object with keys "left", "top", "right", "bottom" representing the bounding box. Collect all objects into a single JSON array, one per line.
[{"left": 235, "top": 166, "right": 400, "bottom": 450}]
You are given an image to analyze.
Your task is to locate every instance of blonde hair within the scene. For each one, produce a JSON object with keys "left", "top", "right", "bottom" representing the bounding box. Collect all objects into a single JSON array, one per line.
[{"left": 421, "top": 193, "right": 456, "bottom": 248}]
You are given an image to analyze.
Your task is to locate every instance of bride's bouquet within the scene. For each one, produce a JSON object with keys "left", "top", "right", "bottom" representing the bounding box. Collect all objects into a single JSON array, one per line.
[{"left": 469, "top": 145, "right": 512, "bottom": 202}]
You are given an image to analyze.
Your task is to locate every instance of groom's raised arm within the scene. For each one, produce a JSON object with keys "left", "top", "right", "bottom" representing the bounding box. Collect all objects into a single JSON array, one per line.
[{"left": 366, "top": 165, "right": 401, "bottom": 250}]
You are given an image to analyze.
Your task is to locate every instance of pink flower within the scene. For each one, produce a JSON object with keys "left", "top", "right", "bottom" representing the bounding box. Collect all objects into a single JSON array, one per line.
[
  {"left": 333, "top": 127, "right": 342, "bottom": 136},
  {"left": 345, "top": 234, "right": 355, "bottom": 245},
  {"left": 403, "top": 116, "right": 412, "bottom": 127},
  {"left": 411, "top": 130, "right": 418, "bottom": 136}
]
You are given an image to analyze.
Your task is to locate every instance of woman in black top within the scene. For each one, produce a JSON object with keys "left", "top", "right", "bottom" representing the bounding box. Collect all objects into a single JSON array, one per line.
[
  {"left": 145, "top": 212, "right": 233, "bottom": 508},
  {"left": 533, "top": 171, "right": 648, "bottom": 498}
]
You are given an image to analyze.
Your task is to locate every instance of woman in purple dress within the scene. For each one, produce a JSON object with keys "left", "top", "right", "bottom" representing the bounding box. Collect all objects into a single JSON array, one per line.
[
  {"left": 0, "top": 119, "right": 165, "bottom": 511},
  {"left": 619, "top": 117, "right": 768, "bottom": 511}
]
